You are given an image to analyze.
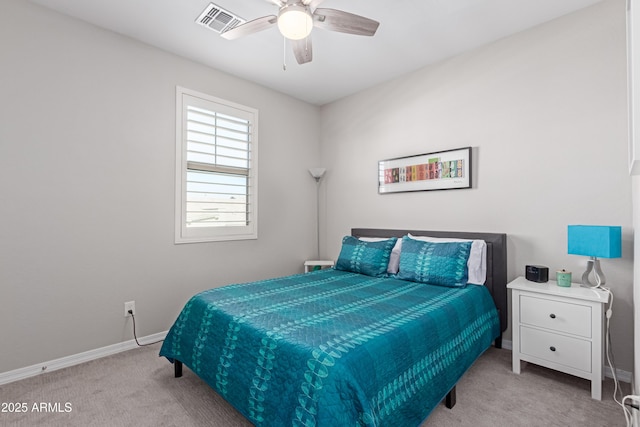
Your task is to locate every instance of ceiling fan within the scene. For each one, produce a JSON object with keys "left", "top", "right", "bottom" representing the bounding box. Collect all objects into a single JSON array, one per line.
[{"left": 220, "top": 0, "right": 380, "bottom": 65}]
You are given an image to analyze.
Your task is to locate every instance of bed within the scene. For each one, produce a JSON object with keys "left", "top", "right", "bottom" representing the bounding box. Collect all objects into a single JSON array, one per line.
[{"left": 160, "top": 228, "right": 508, "bottom": 426}]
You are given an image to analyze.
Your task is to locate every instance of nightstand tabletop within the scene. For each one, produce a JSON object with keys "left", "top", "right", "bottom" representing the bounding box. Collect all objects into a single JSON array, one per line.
[
  {"left": 507, "top": 276, "right": 609, "bottom": 304},
  {"left": 304, "top": 260, "right": 335, "bottom": 267}
]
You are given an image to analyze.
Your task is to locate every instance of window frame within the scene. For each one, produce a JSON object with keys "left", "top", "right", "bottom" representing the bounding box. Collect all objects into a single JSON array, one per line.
[{"left": 175, "top": 86, "right": 258, "bottom": 244}]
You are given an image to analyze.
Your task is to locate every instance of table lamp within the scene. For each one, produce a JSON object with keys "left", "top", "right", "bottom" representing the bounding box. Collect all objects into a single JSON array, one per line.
[{"left": 568, "top": 225, "right": 621, "bottom": 288}]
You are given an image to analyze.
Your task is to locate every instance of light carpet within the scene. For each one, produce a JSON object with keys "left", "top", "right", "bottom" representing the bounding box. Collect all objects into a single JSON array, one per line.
[{"left": 0, "top": 345, "right": 628, "bottom": 426}]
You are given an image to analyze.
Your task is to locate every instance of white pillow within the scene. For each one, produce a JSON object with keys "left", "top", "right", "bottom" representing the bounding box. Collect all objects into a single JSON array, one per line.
[
  {"left": 358, "top": 237, "right": 402, "bottom": 275},
  {"left": 407, "top": 234, "right": 487, "bottom": 285}
]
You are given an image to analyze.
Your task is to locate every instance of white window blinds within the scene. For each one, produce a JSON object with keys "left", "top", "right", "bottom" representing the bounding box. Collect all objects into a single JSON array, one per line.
[{"left": 176, "top": 87, "right": 258, "bottom": 243}]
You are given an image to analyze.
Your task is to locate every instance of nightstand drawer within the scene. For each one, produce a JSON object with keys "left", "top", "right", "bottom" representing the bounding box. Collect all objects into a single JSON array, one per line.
[
  {"left": 520, "top": 295, "right": 591, "bottom": 338},
  {"left": 520, "top": 326, "right": 591, "bottom": 372}
]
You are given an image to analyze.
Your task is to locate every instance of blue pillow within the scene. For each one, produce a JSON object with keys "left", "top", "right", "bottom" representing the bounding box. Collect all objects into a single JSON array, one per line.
[
  {"left": 335, "top": 236, "right": 397, "bottom": 277},
  {"left": 397, "top": 236, "right": 472, "bottom": 287}
]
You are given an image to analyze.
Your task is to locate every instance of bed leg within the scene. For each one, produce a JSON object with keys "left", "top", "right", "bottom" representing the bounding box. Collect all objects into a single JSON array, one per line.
[
  {"left": 174, "top": 360, "right": 183, "bottom": 378},
  {"left": 445, "top": 386, "right": 456, "bottom": 409},
  {"left": 494, "top": 334, "right": 503, "bottom": 349}
]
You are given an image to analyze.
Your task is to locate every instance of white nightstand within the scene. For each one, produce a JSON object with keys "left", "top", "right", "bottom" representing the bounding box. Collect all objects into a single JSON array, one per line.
[
  {"left": 508, "top": 276, "right": 610, "bottom": 400},
  {"left": 304, "top": 260, "right": 334, "bottom": 273}
]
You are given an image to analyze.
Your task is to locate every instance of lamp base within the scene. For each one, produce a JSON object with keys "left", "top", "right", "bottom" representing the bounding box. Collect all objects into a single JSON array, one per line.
[{"left": 580, "top": 257, "right": 606, "bottom": 288}]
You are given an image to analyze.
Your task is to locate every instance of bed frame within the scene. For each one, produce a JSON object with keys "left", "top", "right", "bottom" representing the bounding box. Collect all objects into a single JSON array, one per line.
[{"left": 172, "top": 227, "right": 508, "bottom": 413}]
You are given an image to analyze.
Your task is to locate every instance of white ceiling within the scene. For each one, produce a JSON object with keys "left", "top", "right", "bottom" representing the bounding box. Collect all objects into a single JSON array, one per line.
[{"left": 29, "top": 0, "right": 604, "bottom": 105}]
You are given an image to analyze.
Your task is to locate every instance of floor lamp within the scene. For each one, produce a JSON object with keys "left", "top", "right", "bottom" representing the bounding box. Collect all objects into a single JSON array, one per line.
[{"left": 309, "top": 168, "right": 326, "bottom": 259}]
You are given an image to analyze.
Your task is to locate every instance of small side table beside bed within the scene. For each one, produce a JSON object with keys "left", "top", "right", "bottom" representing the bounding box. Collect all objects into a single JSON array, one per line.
[
  {"left": 304, "top": 260, "right": 335, "bottom": 273},
  {"left": 508, "top": 276, "right": 610, "bottom": 400}
]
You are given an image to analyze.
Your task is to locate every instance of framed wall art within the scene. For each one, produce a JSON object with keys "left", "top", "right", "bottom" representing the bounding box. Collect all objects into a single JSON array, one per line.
[{"left": 378, "top": 147, "right": 472, "bottom": 194}]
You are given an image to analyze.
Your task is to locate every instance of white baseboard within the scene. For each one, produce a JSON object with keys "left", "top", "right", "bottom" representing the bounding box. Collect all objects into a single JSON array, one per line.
[
  {"left": 0, "top": 331, "right": 167, "bottom": 386},
  {"left": 499, "top": 339, "right": 632, "bottom": 383}
]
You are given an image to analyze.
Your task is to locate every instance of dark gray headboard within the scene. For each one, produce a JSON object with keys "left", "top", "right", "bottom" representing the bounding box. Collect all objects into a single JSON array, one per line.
[{"left": 351, "top": 228, "right": 508, "bottom": 333}]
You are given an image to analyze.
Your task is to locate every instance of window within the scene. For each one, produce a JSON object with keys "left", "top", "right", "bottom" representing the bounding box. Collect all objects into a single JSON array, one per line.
[{"left": 175, "top": 87, "right": 258, "bottom": 243}]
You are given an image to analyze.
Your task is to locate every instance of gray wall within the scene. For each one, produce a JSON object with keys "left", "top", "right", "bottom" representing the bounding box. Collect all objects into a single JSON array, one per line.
[
  {"left": 1, "top": 0, "right": 634, "bottom": 377},
  {"left": 319, "top": 0, "right": 634, "bottom": 372},
  {"left": 0, "top": 0, "right": 320, "bottom": 373}
]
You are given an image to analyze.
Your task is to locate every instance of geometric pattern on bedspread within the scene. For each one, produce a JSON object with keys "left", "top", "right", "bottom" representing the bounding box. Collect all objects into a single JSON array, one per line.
[{"left": 160, "top": 269, "right": 500, "bottom": 427}]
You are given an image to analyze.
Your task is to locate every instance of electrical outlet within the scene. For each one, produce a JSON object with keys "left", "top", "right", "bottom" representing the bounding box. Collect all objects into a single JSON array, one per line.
[{"left": 124, "top": 301, "right": 135, "bottom": 317}]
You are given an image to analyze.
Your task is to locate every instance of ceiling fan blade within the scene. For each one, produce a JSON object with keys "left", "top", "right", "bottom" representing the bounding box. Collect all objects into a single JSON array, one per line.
[
  {"left": 220, "top": 15, "right": 277, "bottom": 40},
  {"left": 303, "top": 0, "right": 325, "bottom": 9},
  {"left": 291, "top": 37, "right": 313, "bottom": 64},
  {"left": 266, "top": 0, "right": 285, "bottom": 6},
  {"left": 313, "top": 8, "right": 379, "bottom": 36}
]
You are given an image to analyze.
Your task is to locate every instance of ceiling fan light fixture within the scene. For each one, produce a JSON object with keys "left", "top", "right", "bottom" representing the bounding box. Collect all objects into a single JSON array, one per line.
[{"left": 278, "top": 4, "right": 313, "bottom": 40}]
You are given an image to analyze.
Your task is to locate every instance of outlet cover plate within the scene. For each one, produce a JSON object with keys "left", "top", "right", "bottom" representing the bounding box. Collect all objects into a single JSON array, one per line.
[{"left": 124, "top": 301, "right": 135, "bottom": 317}]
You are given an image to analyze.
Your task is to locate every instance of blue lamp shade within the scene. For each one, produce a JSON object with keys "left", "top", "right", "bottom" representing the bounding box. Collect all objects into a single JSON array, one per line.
[{"left": 567, "top": 225, "right": 622, "bottom": 259}]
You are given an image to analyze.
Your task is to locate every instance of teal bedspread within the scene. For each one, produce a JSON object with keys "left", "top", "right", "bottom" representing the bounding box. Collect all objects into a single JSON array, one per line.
[{"left": 160, "top": 269, "right": 499, "bottom": 426}]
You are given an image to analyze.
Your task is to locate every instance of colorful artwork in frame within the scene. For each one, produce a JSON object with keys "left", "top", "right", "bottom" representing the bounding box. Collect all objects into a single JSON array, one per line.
[{"left": 378, "top": 147, "right": 472, "bottom": 194}]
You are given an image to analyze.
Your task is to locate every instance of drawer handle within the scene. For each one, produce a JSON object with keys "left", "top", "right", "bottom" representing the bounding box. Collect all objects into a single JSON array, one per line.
[
  {"left": 550, "top": 346, "right": 556, "bottom": 352},
  {"left": 549, "top": 314, "right": 556, "bottom": 319}
]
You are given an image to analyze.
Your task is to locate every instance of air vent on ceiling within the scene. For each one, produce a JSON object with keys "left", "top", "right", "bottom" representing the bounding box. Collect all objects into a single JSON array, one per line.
[{"left": 196, "top": 3, "right": 245, "bottom": 34}]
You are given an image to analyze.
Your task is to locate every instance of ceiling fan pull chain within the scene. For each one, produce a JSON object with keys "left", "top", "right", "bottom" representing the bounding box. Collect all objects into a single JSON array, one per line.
[{"left": 283, "top": 36, "right": 287, "bottom": 71}]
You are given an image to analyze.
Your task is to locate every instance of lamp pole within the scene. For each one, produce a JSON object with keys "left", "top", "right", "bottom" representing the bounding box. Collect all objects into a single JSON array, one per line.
[{"left": 308, "top": 168, "right": 326, "bottom": 259}]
